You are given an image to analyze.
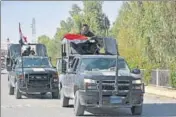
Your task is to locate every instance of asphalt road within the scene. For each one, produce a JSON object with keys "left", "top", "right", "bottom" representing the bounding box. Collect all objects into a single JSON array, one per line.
[{"left": 1, "top": 70, "right": 176, "bottom": 117}]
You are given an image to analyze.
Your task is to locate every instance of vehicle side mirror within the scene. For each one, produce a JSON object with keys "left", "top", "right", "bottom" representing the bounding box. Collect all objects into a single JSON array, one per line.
[
  {"left": 131, "top": 68, "right": 141, "bottom": 74},
  {"left": 49, "top": 57, "right": 51, "bottom": 61}
]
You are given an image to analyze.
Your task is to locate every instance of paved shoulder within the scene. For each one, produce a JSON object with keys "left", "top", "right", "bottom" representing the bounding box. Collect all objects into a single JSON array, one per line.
[{"left": 145, "top": 85, "right": 176, "bottom": 99}]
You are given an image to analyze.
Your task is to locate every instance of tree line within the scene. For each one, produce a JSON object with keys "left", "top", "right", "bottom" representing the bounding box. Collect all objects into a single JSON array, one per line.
[{"left": 37, "top": 1, "right": 176, "bottom": 87}]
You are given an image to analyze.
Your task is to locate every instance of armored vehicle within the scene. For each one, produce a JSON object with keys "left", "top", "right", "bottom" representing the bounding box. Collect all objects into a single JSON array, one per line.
[
  {"left": 57, "top": 34, "right": 144, "bottom": 116},
  {"left": 8, "top": 56, "right": 59, "bottom": 99}
]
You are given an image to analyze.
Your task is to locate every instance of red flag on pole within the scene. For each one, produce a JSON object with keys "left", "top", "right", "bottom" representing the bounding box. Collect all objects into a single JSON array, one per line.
[
  {"left": 62, "top": 33, "right": 88, "bottom": 44},
  {"left": 19, "top": 23, "right": 27, "bottom": 45}
]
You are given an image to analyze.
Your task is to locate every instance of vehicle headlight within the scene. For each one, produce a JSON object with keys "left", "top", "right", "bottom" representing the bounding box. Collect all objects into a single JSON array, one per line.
[
  {"left": 84, "top": 79, "right": 96, "bottom": 83},
  {"left": 53, "top": 73, "right": 58, "bottom": 82},
  {"left": 84, "top": 79, "right": 97, "bottom": 90},
  {"left": 52, "top": 73, "right": 58, "bottom": 78},
  {"left": 132, "top": 80, "right": 142, "bottom": 84}
]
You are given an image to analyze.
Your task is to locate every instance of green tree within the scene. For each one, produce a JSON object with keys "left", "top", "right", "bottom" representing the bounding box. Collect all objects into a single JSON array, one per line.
[{"left": 82, "top": 1, "right": 110, "bottom": 36}]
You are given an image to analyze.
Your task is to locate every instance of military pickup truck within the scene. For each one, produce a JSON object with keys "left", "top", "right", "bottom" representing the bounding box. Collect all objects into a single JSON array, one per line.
[
  {"left": 59, "top": 55, "right": 144, "bottom": 116},
  {"left": 8, "top": 56, "right": 59, "bottom": 99}
]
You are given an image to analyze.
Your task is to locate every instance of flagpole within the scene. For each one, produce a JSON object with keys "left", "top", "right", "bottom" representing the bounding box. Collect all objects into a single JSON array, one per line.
[{"left": 19, "top": 23, "right": 24, "bottom": 79}]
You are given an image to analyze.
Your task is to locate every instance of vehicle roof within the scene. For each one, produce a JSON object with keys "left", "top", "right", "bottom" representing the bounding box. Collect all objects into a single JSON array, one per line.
[{"left": 75, "top": 55, "right": 125, "bottom": 59}]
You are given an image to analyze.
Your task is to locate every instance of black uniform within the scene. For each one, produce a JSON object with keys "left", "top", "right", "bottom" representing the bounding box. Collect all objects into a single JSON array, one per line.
[
  {"left": 22, "top": 50, "right": 29, "bottom": 56},
  {"left": 30, "top": 50, "right": 35, "bottom": 55},
  {"left": 80, "top": 31, "right": 95, "bottom": 37}
]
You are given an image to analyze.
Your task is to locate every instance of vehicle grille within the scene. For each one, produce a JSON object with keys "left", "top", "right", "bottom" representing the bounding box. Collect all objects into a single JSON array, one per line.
[
  {"left": 97, "top": 80, "right": 130, "bottom": 91},
  {"left": 25, "top": 73, "right": 51, "bottom": 88}
]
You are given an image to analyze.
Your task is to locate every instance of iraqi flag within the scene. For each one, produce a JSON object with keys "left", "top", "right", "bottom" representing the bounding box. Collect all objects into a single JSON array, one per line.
[
  {"left": 19, "top": 23, "right": 27, "bottom": 46},
  {"left": 62, "top": 33, "right": 88, "bottom": 44}
]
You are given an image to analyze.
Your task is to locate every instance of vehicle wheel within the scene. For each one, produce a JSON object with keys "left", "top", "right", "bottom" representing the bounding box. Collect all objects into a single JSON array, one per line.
[
  {"left": 8, "top": 82, "right": 14, "bottom": 95},
  {"left": 74, "top": 91, "right": 85, "bottom": 116},
  {"left": 15, "top": 82, "right": 22, "bottom": 99},
  {"left": 131, "top": 105, "right": 142, "bottom": 115},
  {"left": 60, "top": 88, "right": 69, "bottom": 107},
  {"left": 52, "top": 91, "right": 59, "bottom": 99}
]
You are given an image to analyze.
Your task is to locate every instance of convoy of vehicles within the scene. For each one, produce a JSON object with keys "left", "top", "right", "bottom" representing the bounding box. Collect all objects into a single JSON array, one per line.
[{"left": 5, "top": 33, "right": 144, "bottom": 115}]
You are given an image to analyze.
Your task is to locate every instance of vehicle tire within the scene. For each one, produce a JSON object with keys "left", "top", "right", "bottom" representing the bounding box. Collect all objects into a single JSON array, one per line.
[
  {"left": 74, "top": 91, "right": 85, "bottom": 116},
  {"left": 52, "top": 91, "right": 59, "bottom": 99},
  {"left": 60, "top": 88, "right": 69, "bottom": 107},
  {"left": 131, "top": 105, "right": 143, "bottom": 115},
  {"left": 9, "top": 83, "right": 14, "bottom": 95},
  {"left": 15, "top": 82, "right": 22, "bottom": 99},
  {"left": 8, "top": 75, "right": 14, "bottom": 95}
]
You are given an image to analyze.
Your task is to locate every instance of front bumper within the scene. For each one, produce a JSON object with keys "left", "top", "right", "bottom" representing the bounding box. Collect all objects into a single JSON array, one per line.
[
  {"left": 19, "top": 87, "right": 58, "bottom": 93},
  {"left": 18, "top": 80, "right": 59, "bottom": 93},
  {"left": 78, "top": 90, "right": 144, "bottom": 108}
]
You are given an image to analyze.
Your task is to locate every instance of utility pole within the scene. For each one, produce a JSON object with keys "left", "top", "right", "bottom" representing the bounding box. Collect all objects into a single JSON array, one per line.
[{"left": 31, "top": 18, "right": 36, "bottom": 43}]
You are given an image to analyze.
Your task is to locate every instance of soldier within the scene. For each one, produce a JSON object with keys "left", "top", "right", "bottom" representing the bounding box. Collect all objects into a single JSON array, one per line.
[
  {"left": 30, "top": 48, "right": 35, "bottom": 55},
  {"left": 80, "top": 24, "right": 95, "bottom": 37},
  {"left": 22, "top": 45, "right": 30, "bottom": 56}
]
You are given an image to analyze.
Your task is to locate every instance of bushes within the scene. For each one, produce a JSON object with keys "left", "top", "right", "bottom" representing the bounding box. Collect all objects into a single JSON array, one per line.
[{"left": 170, "top": 71, "right": 176, "bottom": 88}]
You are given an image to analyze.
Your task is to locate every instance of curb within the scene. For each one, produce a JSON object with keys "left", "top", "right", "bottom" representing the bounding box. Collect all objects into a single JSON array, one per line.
[{"left": 145, "top": 85, "right": 176, "bottom": 99}]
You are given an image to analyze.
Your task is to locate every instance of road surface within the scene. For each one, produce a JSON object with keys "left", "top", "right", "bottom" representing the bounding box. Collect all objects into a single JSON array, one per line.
[{"left": 1, "top": 70, "right": 176, "bottom": 117}]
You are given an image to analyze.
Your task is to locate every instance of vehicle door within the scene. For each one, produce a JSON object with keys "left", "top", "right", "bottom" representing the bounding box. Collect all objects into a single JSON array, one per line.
[
  {"left": 69, "top": 58, "right": 80, "bottom": 98},
  {"left": 64, "top": 58, "right": 76, "bottom": 97}
]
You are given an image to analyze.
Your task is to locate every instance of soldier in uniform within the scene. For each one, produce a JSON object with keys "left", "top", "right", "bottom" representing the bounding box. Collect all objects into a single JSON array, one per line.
[
  {"left": 22, "top": 45, "right": 30, "bottom": 56},
  {"left": 80, "top": 24, "right": 95, "bottom": 37},
  {"left": 30, "top": 48, "right": 35, "bottom": 55}
]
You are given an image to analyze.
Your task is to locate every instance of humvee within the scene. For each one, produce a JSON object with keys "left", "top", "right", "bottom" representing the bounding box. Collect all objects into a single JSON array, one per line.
[{"left": 57, "top": 34, "right": 144, "bottom": 116}]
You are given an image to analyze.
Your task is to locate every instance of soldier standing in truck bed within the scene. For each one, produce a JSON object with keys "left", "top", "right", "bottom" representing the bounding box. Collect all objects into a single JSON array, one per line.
[
  {"left": 80, "top": 24, "right": 100, "bottom": 54},
  {"left": 80, "top": 24, "right": 95, "bottom": 37}
]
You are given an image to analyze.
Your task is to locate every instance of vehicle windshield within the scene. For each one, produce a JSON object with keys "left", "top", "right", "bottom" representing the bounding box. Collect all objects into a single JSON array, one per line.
[
  {"left": 19, "top": 57, "right": 52, "bottom": 68},
  {"left": 80, "top": 58, "right": 130, "bottom": 72}
]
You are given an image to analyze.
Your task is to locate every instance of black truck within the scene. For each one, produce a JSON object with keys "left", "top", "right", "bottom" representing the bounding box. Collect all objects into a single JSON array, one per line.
[
  {"left": 57, "top": 35, "right": 145, "bottom": 116},
  {"left": 59, "top": 55, "right": 144, "bottom": 116},
  {"left": 8, "top": 56, "right": 59, "bottom": 99},
  {"left": 7, "top": 43, "right": 59, "bottom": 99}
]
